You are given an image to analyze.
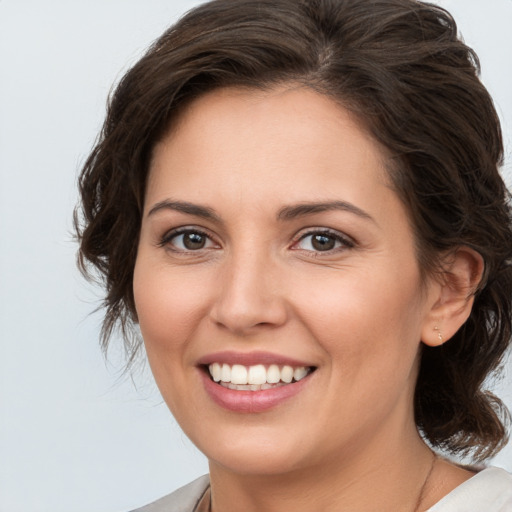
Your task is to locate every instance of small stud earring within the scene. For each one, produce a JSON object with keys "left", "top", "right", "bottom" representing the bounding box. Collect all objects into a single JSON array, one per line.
[{"left": 433, "top": 326, "right": 443, "bottom": 343}]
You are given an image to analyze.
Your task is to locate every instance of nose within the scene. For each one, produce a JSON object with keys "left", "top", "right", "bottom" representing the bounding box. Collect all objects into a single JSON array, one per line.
[{"left": 209, "top": 250, "right": 288, "bottom": 335}]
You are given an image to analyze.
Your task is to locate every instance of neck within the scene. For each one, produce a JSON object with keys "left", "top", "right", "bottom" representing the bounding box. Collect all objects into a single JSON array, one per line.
[{"left": 208, "top": 422, "right": 435, "bottom": 512}]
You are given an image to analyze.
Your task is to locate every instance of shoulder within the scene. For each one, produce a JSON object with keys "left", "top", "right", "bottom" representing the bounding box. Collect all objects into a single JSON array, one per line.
[
  {"left": 129, "top": 475, "right": 210, "bottom": 512},
  {"left": 427, "top": 467, "right": 512, "bottom": 512}
]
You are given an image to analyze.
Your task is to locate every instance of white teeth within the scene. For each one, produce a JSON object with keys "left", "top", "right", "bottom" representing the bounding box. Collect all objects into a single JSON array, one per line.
[
  {"left": 221, "top": 382, "right": 287, "bottom": 391},
  {"left": 208, "top": 363, "right": 312, "bottom": 387},
  {"left": 221, "top": 363, "right": 231, "bottom": 382},
  {"left": 293, "top": 367, "right": 308, "bottom": 381},
  {"left": 267, "top": 364, "right": 281, "bottom": 384},
  {"left": 281, "top": 365, "right": 294, "bottom": 383},
  {"left": 248, "top": 364, "right": 267, "bottom": 385},
  {"left": 231, "top": 364, "right": 248, "bottom": 385},
  {"left": 211, "top": 363, "right": 221, "bottom": 382}
]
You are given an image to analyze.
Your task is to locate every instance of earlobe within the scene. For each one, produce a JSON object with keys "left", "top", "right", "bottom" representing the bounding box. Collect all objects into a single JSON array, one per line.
[{"left": 422, "top": 247, "right": 484, "bottom": 347}]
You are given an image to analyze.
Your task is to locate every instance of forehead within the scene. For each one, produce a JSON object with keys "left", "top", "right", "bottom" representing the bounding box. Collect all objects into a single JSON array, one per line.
[{"left": 147, "top": 86, "right": 392, "bottom": 205}]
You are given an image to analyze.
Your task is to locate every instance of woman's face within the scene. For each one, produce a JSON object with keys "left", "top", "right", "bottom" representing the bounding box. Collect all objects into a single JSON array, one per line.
[{"left": 134, "top": 86, "right": 439, "bottom": 475}]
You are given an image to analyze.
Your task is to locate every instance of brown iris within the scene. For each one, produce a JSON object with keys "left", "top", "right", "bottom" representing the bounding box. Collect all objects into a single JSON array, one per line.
[
  {"left": 183, "top": 232, "right": 206, "bottom": 250},
  {"left": 311, "top": 234, "right": 336, "bottom": 251}
]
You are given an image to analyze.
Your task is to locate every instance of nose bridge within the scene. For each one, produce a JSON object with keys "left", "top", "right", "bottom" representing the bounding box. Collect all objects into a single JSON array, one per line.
[{"left": 210, "top": 243, "right": 287, "bottom": 334}]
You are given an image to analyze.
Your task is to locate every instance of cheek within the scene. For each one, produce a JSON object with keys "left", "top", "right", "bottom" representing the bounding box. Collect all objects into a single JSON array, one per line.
[
  {"left": 294, "top": 270, "right": 425, "bottom": 438},
  {"left": 132, "top": 259, "right": 211, "bottom": 417},
  {"left": 293, "top": 264, "right": 425, "bottom": 375},
  {"left": 133, "top": 259, "right": 210, "bottom": 359}
]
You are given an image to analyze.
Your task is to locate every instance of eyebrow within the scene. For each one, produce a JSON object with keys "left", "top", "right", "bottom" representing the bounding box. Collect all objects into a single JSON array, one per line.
[
  {"left": 277, "top": 201, "right": 375, "bottom": 222},
  {"left": 147, "top": 200, "right": 222, "bottom": 223},
  {"left": 147, "top": 199, "right": 374, "bottom": 224}
]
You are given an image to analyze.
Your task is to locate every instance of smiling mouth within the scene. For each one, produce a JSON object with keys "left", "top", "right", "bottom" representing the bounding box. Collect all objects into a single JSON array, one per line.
[{"left": 206, "top": 363, "right": 315, "bottom": 391}]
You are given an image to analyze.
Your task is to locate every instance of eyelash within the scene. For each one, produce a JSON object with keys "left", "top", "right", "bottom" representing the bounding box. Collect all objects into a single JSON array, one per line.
[
  {"left": 158, "top": 227, "right": 355, "bottom": 255},
  {"left": 291, "top": 229, "right": 355, "bottom": 255},
  {"left": 158, "top": 227, "right": 217, "bottom": 252}
]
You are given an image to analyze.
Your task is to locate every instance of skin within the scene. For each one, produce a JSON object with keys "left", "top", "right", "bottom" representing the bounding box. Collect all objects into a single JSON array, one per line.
[{"left": 133, "top": 86, "right": 479, "bottom": 511}]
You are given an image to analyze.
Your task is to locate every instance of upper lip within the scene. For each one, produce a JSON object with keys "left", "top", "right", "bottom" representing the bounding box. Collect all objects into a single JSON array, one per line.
[{"left": 196, "top": 351, "right": 315, "bottom": 368}]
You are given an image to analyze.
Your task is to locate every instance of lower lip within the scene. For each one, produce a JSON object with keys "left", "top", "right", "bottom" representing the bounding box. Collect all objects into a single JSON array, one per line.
[{"left": 200, "top": 370, "right": 313, "bottom": 413}]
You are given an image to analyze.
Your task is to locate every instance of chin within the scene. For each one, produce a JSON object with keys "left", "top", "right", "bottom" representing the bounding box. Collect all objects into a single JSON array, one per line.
[
  {"left": 192, "top": 426, "right": 313, "bottom": 476},
  {"left": 209, "top": 447, "right": 307, "bottom": 476}
]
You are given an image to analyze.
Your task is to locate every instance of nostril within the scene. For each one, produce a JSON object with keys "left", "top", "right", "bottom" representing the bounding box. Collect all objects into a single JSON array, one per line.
[{"left": 209, "top": 277, "right": 288, "bottom": 333}]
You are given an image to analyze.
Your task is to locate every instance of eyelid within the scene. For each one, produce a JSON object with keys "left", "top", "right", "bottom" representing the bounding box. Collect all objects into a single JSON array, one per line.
[
  {"left": 290, "top": 227, "right": 355, "bottom": 252},
  {"left": 157, "top": 225, "right": 354, "bottom": 254},
  {"left": 158, "top": 226, "right": 220, "bottom": 251}
]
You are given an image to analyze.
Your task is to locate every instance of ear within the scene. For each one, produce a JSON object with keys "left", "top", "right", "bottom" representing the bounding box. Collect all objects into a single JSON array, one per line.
[{"left": 421, "top": 247, "right": 484, "bottom": 347}]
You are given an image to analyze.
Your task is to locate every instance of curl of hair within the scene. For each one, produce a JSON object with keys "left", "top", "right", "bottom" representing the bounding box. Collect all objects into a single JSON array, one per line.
[{"left": 75, "top": 0, "right": 512, "bottom": 460}]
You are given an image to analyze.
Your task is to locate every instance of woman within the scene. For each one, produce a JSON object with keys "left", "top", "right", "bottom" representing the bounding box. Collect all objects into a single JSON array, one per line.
[{"left": 75, "top": 0, "right": 512, "bottom": 510}]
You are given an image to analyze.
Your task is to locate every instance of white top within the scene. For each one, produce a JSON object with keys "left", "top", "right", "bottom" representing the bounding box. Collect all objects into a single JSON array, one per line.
[
  {"left": 427, "top": 467, "right": 512, "bottom": 511},
  {"left": 131, "top": 467, "right": 512, "bottom": 512}
]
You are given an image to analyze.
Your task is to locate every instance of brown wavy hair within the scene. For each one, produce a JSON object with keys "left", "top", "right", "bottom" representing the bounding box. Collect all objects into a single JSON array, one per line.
[{"left": 75, "top": 0, "right": 512, "bottom": 461}]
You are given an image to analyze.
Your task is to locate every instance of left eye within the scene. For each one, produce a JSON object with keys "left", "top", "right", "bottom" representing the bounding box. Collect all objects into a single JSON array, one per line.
[
  {"left": 165, "top": 230, "right": 216, "bottom": 251},
  {"left": 293, "top": 232, "right": 349, "bottom": 252}
]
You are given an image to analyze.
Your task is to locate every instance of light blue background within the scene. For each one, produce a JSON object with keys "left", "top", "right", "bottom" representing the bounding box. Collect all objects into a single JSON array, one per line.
[{"left": 0, "top": 1, "right": 511, "bottom": 511}]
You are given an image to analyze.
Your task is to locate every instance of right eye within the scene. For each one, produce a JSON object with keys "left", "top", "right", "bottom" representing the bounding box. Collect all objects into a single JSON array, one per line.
[{"left": 161, "top": 229, "right": 217, "bottom": 252}]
